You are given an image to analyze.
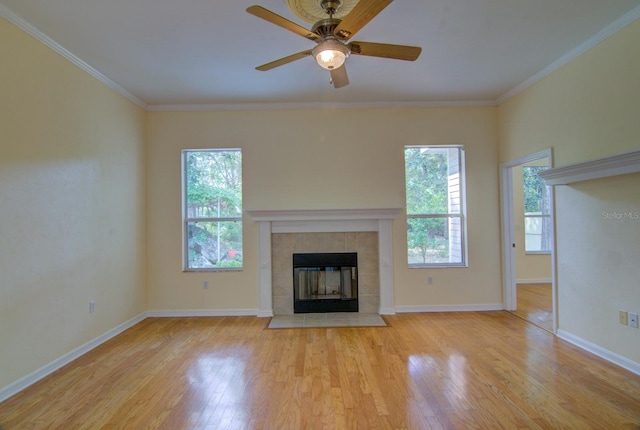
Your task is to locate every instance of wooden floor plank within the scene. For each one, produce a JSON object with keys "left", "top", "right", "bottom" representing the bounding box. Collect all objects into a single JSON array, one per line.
[
  {"left": 1, "top": 313, "right": 640, "bottom": 429},
  {"left": 512, "top": 283, "right": 553, "bottom": 331}
]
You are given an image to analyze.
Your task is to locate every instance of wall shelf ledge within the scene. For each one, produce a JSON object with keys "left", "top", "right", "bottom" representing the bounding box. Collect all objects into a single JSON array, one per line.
[{"left": 538, "top": 150, "right": 640, "bottom": 185}]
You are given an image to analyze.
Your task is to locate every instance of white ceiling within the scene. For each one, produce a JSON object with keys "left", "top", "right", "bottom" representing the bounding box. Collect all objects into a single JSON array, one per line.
[{"left": 2, "top": 0, "right": 639, "bottom": 109}]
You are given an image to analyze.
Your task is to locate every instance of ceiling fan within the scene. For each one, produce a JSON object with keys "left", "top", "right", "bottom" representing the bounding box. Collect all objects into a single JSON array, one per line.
[{"left": 246, "top": 0, "right": 422, "bottom": 88}]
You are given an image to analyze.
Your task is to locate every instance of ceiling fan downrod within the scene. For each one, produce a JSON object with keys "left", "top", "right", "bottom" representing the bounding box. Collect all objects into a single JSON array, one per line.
[{"left": 320, "top": 0, "right": 342, "bottom": 17}]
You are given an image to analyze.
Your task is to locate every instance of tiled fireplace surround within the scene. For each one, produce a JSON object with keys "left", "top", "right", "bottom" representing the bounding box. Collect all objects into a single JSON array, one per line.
[
  {"left": 246, "top": 209, "right": 401, "bottom": 317},
  {"left": 273, "top": 232, "right": 377, "bottom": 314}
]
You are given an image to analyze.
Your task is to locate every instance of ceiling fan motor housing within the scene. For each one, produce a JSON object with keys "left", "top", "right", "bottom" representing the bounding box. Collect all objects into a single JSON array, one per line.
[{"left": 311, "top": 18, "right": 340, "bottom": 37}]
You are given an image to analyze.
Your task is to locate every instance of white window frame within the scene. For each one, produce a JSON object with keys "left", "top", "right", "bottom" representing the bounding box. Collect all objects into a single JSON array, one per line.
[
  {"left": 181, "top": 148, "right": 243, "bottom": 272},
  {"left": 405, "top": 145, "right": 468, "bottom": 268}
]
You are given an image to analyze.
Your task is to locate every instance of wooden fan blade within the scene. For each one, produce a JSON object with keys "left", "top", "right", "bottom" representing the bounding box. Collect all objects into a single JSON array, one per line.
[
  {"left": 330, "top": 65, "right": 349, "bottom": 88},
  {"left": 333, "top": 0, "right": 394, "bottom": 40},
  {"left": 255, "top": 50, "right": 313, "bottom": 71},
  {"left": 247, "top": 6, "right": 318, "bottom": 42},
  {"left": 349, "top": 41, "right": 421, "bottom": 61}
]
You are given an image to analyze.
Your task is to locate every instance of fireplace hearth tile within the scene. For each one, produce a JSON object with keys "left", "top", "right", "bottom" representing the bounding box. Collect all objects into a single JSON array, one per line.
[{"left": 267, "top": 313, "right": 386, "bottom": 329}]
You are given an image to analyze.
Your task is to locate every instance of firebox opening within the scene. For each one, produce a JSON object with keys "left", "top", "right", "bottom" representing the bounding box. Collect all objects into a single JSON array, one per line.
[{"left": 293, "top": 252, "right": 358, "bottom": 313}]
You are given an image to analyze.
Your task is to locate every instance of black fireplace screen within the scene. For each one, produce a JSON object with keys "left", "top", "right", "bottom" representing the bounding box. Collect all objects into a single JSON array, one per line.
[{"left": 293, "top": 252, "right": 358, "bottom": 313}]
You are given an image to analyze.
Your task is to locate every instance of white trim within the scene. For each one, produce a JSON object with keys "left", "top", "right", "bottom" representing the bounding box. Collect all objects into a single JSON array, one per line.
[
  {"left": 256, "top": 221, "right": 273, "bottom": 318},
  {"left": 557, "top": 330, "right": 640, "bottom": 376},
  {"left": 516, "top": 278, "right": 552, "bottom": 284},
  {"left": 378, "top": 219, "right": 396, "bottom": 316},
  {"left": 500, "top": 149, "right": 553, "bottom": 310},
  {"left": 500, "top": 162, "right": 517, "bottom": 310},
  {"left": 0, "top": 4, "right": 147, "bottom": 109},
  {"left": 147, "top": 309, "right": 258, "bottom": 317},
  {"left": 271, "top": 219, "right": 380, "bottom": 233},
  {"left": 538, "top": 150, "right": 640, "bottom": 186},
  {"left": 147, "top": 100, "right": 496, "bottom": 112},
  {"left": 379, "top": 306, "right": 396, "bottom": 315},
  {"left": 502, "top": 149, "right": 555, "bottom": 168},
  {"left": 496, "top": 5, "right": 640, "bottom": 104},
  {"left": 257, "top": 310, "right": 274, "bottom": 318},
  {"left": 0, "top": 313, "right": 147, "bottom": 403},
  {"left": 499, "top": 149, "right": 558, "bottom": 333},
  {"left": 395, "top": 304, "right": 504, "bottom": 313}
]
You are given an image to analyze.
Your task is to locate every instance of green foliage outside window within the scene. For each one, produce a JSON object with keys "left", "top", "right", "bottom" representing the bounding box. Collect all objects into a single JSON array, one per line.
[
  {"left": 183, "top": 150, "right": 243, "bottom": 269},
  {"left": 405, "top": 146, "right": 466, "bottom": 266},
  {"left": 523, "top": 166, "right": 547, "bottom": 213},
  {"left": 523, "top": 166, "right": 551, "bottom": 253}
]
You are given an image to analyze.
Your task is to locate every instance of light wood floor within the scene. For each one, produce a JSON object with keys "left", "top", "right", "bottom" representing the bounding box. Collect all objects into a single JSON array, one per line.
[
  {"left": 511, "top": 283, "right": 553, "bottom": 332},
  {"left": 2, "top": 312, "right": 640, "bottom": 429}
]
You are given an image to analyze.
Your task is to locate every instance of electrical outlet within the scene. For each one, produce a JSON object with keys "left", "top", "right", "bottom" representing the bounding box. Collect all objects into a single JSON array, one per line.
[
  {"left": 629, "top": 312, "right": 639, "bottom": 329},
  {"left": 203, "top": 280, "right": 209, "bottom": 290},
  {"left": 89, "top": 300, "right": 96, "bottom": 314},
  {"left": 619, "top": 311, "right": 628, "bottom": 325},
  {"left": 427, "top": 276, "right": 433, "bottom": 285}
]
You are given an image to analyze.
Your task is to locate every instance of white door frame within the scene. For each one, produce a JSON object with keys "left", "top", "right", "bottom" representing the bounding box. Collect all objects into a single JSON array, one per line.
[{"left": 500, "top": 148, "right": 557, "bottom": 333}]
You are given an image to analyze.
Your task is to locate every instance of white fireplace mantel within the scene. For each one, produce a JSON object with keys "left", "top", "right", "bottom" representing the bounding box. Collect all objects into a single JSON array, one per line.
[{"left": 246, "top": 208, "right": 403, "bottom": 317}]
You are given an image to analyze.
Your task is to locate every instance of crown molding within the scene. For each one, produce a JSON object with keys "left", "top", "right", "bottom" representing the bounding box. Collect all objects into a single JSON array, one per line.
[
  {"left": 495, "top": 4, "right": 640, "bottom": 105},
  {"left": 538, "top": 150, "right": 640, "bottom": 186},
  {"left": 0, "top": 4, "right": 147, "bottom": 109},
  {"left": 146, "top": 99, "right": 496, "bottom": 112}
]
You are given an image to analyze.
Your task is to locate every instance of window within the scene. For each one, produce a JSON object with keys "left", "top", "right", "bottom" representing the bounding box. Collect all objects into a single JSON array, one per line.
[
  {"left": 404, "top": 145, "right": 467, "bottom": 267},
  {"left": 182, "top": 149, "right": 242, "bottom": 270},
  {"left": 523, "top": 166, "right": 551, "bottom": 253}
]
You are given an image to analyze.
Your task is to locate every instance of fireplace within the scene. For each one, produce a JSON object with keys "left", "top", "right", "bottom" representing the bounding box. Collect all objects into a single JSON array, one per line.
[
  {"left": 245, "top": 208, "right": 402, "bottom": 317},
  {"left": 293, "top": 252, "right": 358, "bottom": 313}
]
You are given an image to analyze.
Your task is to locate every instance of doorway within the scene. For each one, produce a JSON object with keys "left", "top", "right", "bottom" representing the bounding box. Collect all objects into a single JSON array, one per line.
[{"left": 500, "top": 149, "right": 557, "bottom": 332}]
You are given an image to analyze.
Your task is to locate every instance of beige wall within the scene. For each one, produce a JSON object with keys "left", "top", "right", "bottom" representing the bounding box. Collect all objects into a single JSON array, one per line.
[
  {"left": 498, "top": 19, "right": 640, "bottom": 362},
  {"left": 556, "top": 174, "right": 640, "bottom": 359},
  {"left": 146, "top": 107, "right": 502, "bottom": 312},
  {"left": 0, "top": 17, "right": 147, "bottom": 389},
  {"left": 512, "top": 162, "right": 552, "bottom": 282}
]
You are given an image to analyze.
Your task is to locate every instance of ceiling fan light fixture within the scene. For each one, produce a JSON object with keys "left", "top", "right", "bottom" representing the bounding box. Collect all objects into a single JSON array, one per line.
[{"left": 312, "top": 39, "right": 350, "bottom": 70}]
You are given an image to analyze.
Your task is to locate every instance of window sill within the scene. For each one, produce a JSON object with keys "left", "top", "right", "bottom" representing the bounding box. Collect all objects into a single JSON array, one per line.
[
  {"left": 183, "top": 268, "right": 243, "bottom": 273},
  {"left": 409, "top": 264, "right": 468, "bottom": 269}
]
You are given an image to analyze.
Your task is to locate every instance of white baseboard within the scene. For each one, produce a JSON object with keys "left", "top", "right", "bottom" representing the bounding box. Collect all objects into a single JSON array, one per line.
[
  {"left": 0, "top": 310, "right": 259, "bottom": 402},
  {"left": 0, "top": 312, "right": 147, "bottom": 403},
  {"left": 257, "top": 310, "right": 274, "bottom": 318},
  {"left": 516, "top": 278, "right": 552, "bottom": 284},
  {"left": 395, "top": 303, "right": 504, "bottom": 313},
  {"left": 379, "top": 307, "right": 397, "bottom": 315},
  {"left": 557, "top": 329, "right": 640, "bottom": 376},
  {"left": 147, "top": 309, "right": 258, "bottom": 317}
]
